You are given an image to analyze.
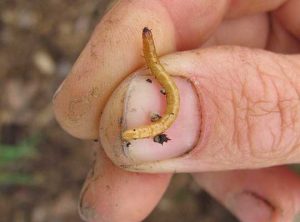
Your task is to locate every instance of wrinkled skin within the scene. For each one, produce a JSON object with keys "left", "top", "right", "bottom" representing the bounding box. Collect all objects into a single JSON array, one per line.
[{"left": 53, "top": 0, "right": 300, "bottom": 222}]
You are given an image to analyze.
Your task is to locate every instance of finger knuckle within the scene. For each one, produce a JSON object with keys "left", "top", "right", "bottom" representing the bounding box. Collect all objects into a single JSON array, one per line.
[{"left": 230, "top": 57, "right": 300, "bottom": 163}]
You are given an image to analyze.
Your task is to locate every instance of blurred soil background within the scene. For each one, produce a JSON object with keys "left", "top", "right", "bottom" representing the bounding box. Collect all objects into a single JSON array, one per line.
[{"left": 0, "top": 0, "right": 240, "bottom": 221}]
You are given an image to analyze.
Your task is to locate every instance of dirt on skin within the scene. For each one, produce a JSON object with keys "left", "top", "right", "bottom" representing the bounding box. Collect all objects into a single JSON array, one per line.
[{"left": 0, "top": 0, "right": 238, "bottom": 221}]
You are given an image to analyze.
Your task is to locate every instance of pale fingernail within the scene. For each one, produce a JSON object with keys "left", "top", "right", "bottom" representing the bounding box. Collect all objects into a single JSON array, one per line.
[
  {"left": 79, "top": 202, "right": 97, "bottom": 222},
  {"left": 52, "top": 79, "right": 65, "bottom": 100},
  {"left": 123, "top": 75, "right": 200, "bottom": 162},
  {"left": 294, "top": 212, "right": 300, "bottom": 222},
  {"left": 78, "top": 162, "right": 99, "bottom": 222},
  {"left": 227, "top": 191, "right": 273, "bottom": 222}
]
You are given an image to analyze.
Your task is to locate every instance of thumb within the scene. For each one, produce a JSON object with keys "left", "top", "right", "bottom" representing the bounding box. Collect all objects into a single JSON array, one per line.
[{"left": 100, "top": 46, "right": 300, "bottom": 172}]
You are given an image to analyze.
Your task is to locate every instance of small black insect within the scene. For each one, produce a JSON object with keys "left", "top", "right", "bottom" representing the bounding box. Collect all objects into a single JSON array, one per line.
[
  {"left": 93, "top": 139, "right": 98, "bottom": 142},
  {"left": 160, "top": 89, "right": 166, "bottom": 95},
  {"left": 125, "top": 142, "right": 131, "bottom": 147},
  {"left": 146, "top": 78, "right": 152, "bottom": 83},
  {"left": 153, "top": 134, "right": 171, "bottom": 145}
]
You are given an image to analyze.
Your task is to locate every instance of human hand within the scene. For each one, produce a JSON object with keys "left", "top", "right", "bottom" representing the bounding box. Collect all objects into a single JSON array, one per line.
[{"left": 53, "top": 0, "right": 300, "bottom": 221}]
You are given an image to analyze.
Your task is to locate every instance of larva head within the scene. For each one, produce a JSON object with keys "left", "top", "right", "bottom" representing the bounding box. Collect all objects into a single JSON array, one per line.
[
  {"left": 142, "top": 27, "right": 156, "bottom": 57},
  {"left": 142, "top": 27, "right": 152, "bottom": 37}
]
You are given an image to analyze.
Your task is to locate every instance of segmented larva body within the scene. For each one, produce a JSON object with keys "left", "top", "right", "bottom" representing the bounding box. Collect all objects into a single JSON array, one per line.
[{"left": 122, "top": 27, "right": 180, "bottom": 141}]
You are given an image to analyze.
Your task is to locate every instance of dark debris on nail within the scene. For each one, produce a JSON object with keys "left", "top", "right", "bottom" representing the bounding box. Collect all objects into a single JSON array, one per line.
[
  {"left": 160, "top": 89, "right": 166, "bottom": 95},
  {"left": 153, "top": 134, "right": 171, "bottom": 145}
]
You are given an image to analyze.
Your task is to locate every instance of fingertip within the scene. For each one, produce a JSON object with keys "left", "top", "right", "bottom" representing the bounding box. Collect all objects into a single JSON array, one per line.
[
  {"left": 100, "top": 70, "right": 201, "bottom": 167},
  {"left": 79, "top": 147, "right": 171, "bottom": 222}
]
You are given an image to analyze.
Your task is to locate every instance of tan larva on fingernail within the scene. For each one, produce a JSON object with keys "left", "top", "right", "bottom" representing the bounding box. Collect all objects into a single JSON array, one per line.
[{"left": 122, "top": 27, "right": 180, "bottom": 141}]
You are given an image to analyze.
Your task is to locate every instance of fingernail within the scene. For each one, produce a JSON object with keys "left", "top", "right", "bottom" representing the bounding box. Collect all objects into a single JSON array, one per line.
[
  {"left": 52, "top": 79, "right": 65, "bottom": 100},
  {"left": 294, "top": 212, "right": 300, "bottom": 222},
  {"left": 79, "top": 202, "right": 97, "bottom": 222},
  {"left": 227, "top": 191, "right": 273, "bottom": 222},
  {"left": 104, "top": 0, "right": 120, "bottom": 14},
  {"left": 78, "top": 158, "right": 99, "bottom": 222},
  {"left": 122, "top": 75, "right": 200, "bottom": 162},
  {"left": 79, "top": 183, "right": 99, "bottom": 222}
]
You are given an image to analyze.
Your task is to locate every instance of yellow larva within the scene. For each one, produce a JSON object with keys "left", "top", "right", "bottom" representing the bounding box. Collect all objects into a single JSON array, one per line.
[{"left": 122, "top": 27, "right": 180, "bottom": 141}]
